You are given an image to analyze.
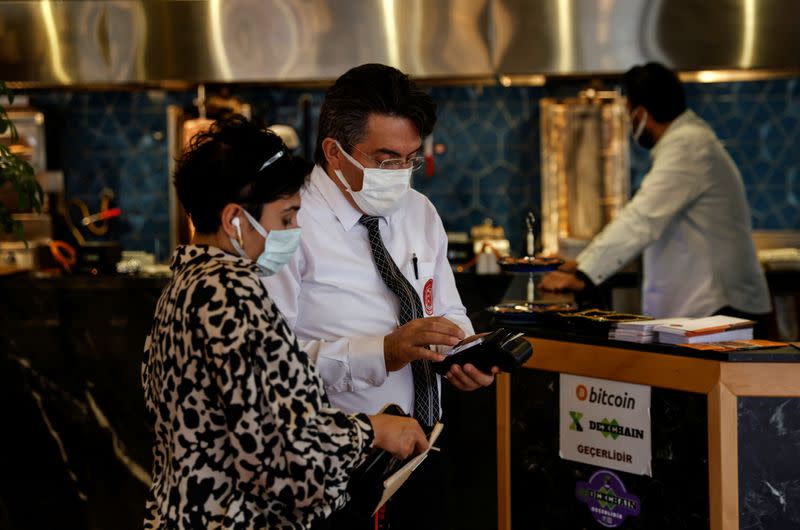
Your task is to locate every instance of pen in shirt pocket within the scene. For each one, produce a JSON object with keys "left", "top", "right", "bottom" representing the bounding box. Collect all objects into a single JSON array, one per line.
[{"left": 412, "top": 253, "right": 419, "bottom": 279}]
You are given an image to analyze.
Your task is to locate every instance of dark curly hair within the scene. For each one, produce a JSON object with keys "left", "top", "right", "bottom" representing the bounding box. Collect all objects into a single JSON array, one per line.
[
  {"left": 174, "top": 115, "right": 310, "bottom": 234},
  {"left": 314, "top": 63, "right": 437, "bottom": 167}
]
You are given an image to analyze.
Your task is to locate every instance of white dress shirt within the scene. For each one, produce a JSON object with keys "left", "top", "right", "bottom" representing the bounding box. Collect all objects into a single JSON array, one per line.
[
  {"left": 577, "top": 110, "right": 771, "bottom": 318},
  {"left": 264, "top": 165, "right": 474, "bottom": 416}
]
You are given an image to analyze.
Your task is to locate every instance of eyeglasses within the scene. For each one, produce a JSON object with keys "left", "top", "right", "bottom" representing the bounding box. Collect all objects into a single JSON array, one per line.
[{"left": 349, "top": 144, "right": 425, "bottom": 171}]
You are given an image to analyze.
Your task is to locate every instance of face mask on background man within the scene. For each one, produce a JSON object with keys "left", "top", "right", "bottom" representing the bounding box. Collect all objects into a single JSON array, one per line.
[
  {"left": 333, "top": 141, "right": 413, "bottom": 217},
  {"left": 631, "top": 108, "right": 657, "bottom": 150}
]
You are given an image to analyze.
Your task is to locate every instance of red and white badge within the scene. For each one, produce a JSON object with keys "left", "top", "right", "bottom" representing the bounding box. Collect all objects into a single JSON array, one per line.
[{"left": 423, "top": 279, "right": 434, "bottom": 316}]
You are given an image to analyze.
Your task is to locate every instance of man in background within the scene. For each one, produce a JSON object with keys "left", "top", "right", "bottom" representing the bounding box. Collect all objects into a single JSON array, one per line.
[{"left": 541, "top": 62, "right": 771, "bottom": 332}]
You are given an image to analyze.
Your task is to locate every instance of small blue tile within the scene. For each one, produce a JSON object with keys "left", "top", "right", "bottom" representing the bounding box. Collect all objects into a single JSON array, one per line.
[
  {"left": 84, "top": 92, "right": 107, "bottom": 109},
  {"left": 734, "top": 81, "right": 765, "bottom": 96},
  {"left": 763, "top": 94, "right": 787, "bottom": 118},
  {"left": 430, "top": 86, "right": 481, "bottom": 104},
  {"left": 757, "top": 122, "right": 786, "bottom": 162},
  {"left": 761, "top": 80, "right": 788, "bottom": 96},
  {"left": 780, "top": 115, "right": 798, "bottom": 137},
  {"left": 84, "top": 110, "right": 105, "bottom": 130},
  {"left": 114, "top": 109, "right": 134, "bottom": 129},
  {"left": 761, "top": 211, "right": 783, "bottom": 229}
]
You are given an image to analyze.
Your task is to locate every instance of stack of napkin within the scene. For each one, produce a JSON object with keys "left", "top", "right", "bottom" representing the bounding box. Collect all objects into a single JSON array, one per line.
[{"left": 609, "top": 318, "right": 688, "bottom": 343}]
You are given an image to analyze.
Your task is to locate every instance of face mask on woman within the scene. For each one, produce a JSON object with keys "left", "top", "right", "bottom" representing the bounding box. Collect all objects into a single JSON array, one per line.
[
  {"left": 332, "top": 141, "right": 412, "bottom": 217},
  {"left": 230, "top": 208, "right": 301, "bottom": 276}
]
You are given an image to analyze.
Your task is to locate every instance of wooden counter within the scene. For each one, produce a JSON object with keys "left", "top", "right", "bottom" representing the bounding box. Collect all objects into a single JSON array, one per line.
[{"left": 496, "top": 333, "right": 800, "bottom": 530}]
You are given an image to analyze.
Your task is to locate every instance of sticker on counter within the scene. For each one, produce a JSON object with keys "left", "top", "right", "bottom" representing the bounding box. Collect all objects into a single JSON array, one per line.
[
  {"left": 576, "top": 469, "right": 641, "bottom": 528},
  {"left": 423, "top": 279, "right": 434, "bottom": 315},
  {"left": 560, "top": 374, "right": 652, "bottom": 476}
]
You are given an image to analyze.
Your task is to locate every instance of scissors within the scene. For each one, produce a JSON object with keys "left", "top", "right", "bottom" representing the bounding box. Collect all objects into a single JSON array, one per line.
[{"left": 49, "top": 240, "right": 77, "bottom": 272}]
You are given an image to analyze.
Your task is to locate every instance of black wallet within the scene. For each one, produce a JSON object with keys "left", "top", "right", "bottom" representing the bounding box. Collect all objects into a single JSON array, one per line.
[
  {"left": 431, "top": 328, "right": 533, "bottom": 375},
  {"left": 346, "top": 404, "right": 438, "bottom": 517}
]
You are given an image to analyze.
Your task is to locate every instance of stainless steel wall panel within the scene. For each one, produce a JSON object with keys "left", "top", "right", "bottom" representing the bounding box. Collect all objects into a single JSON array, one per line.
[
  {"left": 493, "top": 0, "right": 800, "bottom": 76},
  {"left": 0, "top": 0, "right": 493, "bottom": 84},
  {"left": 3, "top": 0, "right": 799, "bottom": 86}
]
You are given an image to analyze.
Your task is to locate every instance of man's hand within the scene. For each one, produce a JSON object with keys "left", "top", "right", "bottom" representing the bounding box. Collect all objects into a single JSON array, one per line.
[
  {"left": 446, "top": 363, "right": 498, "bottom": 391},
  {"left": 558, "top": 259, "right": 579, "bottom": 273},
  {"left": 369, "top": 414, "right": 428, "bottom": 459},
  {"left": 539, "top": 270, "right": 586, "bottom": 292},
  {"left": 540, "top": 254, "right": 578, "bottom": 273},
  {"left": 384, "top": 317, "right": 465, "bottom": 372}
]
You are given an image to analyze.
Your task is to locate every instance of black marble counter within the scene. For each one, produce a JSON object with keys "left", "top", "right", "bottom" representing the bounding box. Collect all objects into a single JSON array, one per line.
[
  {"left": 738, "top": 397, "right": 800, "bottom": 529},
  {"left": 0, "top": 272, "right": 165, "bottom": 530},
  {"left": 0, "top": 272, "right": 498, "bottom": 530}
]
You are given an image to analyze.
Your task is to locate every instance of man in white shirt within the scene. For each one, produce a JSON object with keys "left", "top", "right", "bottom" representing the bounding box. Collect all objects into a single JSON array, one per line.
[
  {"left": 541, "top": 62, "right": 771, "bottom": 329},
  {"left": 265, "top": 64, "right": 495, "bottom": 530}
]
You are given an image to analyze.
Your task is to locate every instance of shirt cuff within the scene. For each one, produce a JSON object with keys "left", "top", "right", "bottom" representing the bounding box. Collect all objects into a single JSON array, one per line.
[
  {"left": 347, "top": 336, "right": 388, "bottom": 389},
  {"left": 577, "top": 247, "right": 611, "bottom": 285}
]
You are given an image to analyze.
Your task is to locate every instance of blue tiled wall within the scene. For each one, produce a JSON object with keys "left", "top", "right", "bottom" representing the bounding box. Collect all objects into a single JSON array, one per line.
[{"left": 28, "top": 78, "right": 799, "bottom": 258}]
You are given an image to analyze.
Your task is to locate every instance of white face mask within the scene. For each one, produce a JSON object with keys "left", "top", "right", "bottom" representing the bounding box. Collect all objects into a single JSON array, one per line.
[
  {"left": 230, "top": 208, "right": 301, "bottom": 276},
  {"left": 333, "top": 141, "right": 412, "bottom": 217}
]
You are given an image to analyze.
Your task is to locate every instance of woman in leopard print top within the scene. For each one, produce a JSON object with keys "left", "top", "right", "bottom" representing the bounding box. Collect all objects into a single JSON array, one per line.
[{"left": 142, "top": 117, "right": 426, "bottom": 529}]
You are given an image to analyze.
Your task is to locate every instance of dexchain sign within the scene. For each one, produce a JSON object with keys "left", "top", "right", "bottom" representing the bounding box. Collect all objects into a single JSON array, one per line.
[{"left": 561, "top": 375, "right": 652, "bottom": 476}]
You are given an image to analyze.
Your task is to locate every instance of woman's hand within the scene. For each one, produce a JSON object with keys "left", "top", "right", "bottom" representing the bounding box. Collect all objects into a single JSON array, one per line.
[{"left": 368, "top": 414, "right": 428, "bottom": 459}]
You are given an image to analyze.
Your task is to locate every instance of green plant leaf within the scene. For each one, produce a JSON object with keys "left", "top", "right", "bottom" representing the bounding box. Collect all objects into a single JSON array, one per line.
[
  {"left": 13, "top": 221, "right": 24, "bottom": 243},
  {"left": 0, "top": 80, "right": 43, "bottom": 239},
  {"left": 6, "top": 120, "right": 17, "bottom": 141},
  {"left": 18, "top": 193, "right": 30, "bottom": 210}
]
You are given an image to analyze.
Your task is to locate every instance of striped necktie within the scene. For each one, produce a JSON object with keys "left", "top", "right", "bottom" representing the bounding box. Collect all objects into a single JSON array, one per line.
[{"left": 359, "top": 215, "right": 439, "bottom": 426}]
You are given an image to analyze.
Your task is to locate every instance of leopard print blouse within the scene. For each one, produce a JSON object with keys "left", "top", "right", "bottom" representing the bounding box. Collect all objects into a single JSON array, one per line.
[{"left": 142, "top": 245, "right": 373, "bottom": 529}]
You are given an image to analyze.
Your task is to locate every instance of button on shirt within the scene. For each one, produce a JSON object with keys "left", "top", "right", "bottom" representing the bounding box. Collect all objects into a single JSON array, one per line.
[
  {"left": 263, "top": 165, "right": 474, "bottom": 416},
  {"left": 577, "top": 110, "right": 771, "bottom": 318}
]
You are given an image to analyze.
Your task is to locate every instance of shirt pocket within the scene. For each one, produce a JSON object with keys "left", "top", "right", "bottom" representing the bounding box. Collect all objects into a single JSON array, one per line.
[{"left": 413, "top": 261, "right": 436, "bottom": 317}]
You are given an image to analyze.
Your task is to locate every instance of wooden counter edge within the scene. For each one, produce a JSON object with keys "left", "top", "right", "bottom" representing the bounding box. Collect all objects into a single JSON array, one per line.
[
  {"left": 708, "top": 382, "right": 738, "bottom": 530},
  {"left": 496, "top": 373, "right": 512, "bottom": 530},
  {"left": 522, "top": 337, "right": 721, "bottom": 394},
  {"left": 721, "top": 362, "right": 800, "bottom": 396}
]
